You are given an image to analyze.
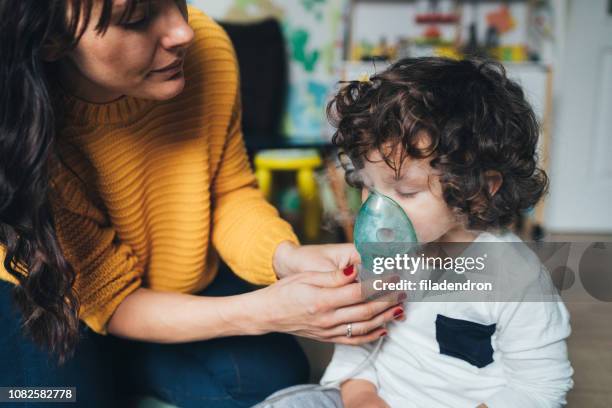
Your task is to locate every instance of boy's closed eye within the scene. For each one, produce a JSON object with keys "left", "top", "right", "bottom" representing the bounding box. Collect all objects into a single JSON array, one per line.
[{"left": 396, "top": 190, "right": 419, "bottom": 198}]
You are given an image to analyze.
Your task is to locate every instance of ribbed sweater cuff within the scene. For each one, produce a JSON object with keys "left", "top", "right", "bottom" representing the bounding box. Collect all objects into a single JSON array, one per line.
[{"left": 242, "top": 220, "right": 299, "bottom": 286}]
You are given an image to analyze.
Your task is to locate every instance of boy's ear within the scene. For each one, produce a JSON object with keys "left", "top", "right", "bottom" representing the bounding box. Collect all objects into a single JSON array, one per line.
[{"left": 484, "top": 170, "right": 503, "bottom": 196}]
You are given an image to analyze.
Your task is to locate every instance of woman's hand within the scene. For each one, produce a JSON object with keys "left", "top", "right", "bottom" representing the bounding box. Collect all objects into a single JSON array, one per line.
[
  {"left": 108, "top": 242, "right": 404, "bottom": 344},
  {"left": 341, "top": 379, "right": 390, "bottom": 408},
  {"left": 273, "top": 241, "right": 360, "bottom": 278},
  {"left": 250, "top": 264, "right": 405, "bottom": 344}
]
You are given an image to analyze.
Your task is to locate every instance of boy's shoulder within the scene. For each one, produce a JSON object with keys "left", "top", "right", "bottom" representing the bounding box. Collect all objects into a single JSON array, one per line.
[
  {"left": 473, "top": 229, "right": 522, "bottom": 243},
  {"left": 474, "top": 229, "right": 538, "bottom": 274},
  {"left": 474, "top": 230, "right": 555, "bottom": 300}
]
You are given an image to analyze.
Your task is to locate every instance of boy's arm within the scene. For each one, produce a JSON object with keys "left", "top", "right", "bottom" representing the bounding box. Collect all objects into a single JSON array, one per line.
[
  {"left": 320, "top": 342, "right": 380, "bottom": 387},
  {"left": 480, "top": 270, "right": 574, "bottom": 408},
  {"left": 321, "top": 341, "right": 383, "bottom": 407},
  {"left": 341, "top": 379, "right": 389, "bottom": 408}
]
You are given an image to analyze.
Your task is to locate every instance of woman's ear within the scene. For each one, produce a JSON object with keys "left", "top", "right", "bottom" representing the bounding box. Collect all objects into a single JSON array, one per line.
[{"left": 484, "top": 170, "right": 503, "bottom": 196}]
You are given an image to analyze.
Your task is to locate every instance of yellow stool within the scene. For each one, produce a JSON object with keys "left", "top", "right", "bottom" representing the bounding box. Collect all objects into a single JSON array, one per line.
[{"left": 254, "top": 149, "right": 322, "bottom": 241}]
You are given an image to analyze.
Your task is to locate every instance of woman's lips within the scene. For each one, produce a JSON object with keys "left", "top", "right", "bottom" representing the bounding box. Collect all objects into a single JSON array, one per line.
[{"left": 151, "top": 59, "right": 183, "bottom": 75}]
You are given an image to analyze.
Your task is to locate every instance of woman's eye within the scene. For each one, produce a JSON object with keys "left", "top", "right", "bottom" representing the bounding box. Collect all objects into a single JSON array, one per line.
[
  {"left": 122, "top": 15, "right": 151, "bottom": 29},
  {"left": 120, "top": 4, "right": 158, "bottom": 30}
]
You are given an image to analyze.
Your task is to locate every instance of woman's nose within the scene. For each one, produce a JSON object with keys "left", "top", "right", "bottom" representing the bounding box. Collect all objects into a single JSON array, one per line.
[{"left": 159, "top": 4, "right": 194, "bottom": 51}]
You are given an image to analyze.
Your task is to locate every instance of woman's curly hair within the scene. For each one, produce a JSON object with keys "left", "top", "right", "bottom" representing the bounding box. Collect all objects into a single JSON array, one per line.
[{"left": 328, "top": 57, "right": 548, "bottom": 230}]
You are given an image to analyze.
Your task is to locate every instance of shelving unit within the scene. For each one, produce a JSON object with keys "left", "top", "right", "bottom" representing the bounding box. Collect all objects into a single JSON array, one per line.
[{"left": 344, "top": 0, "right": 538, "bottom": 61}]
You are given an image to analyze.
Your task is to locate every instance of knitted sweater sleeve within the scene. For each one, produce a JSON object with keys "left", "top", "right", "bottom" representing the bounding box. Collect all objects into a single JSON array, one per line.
[
  {"left": 204, "top": 19, "right": 299, "bottom": 285},
  {"left": 48, "top": 173, "right": 143, "bottom": 335}
]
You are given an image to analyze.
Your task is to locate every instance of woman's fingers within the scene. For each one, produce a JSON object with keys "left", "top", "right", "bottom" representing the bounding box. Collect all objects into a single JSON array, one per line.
[
  {"left": 323, "top": 302, "right": 405, "bottom": 338},
  {"left": 319, "top": 281, "right": 365, "bottom": 309},
  {"left": 326, "top": 243, "right": 361, "bottom": 269},
  {"left": 271, "top": 262, "right": 407, "bottom": 344},
  {"left": 327, "top": 291, "right": 406, "bottom": 327},
  {"left": 326, "top": 326, "right": 388, "bottom": 345},
  {"left": 299, "top": 264, "right": 359, "bottom": 288},
  {"left": 318, "top": 273, "right": 403, "bottom": 310}
]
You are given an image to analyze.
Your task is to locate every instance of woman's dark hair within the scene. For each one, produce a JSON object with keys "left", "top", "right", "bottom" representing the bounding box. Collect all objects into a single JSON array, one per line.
[
  {"left": 0, "top": 0, "right": 144, "bottom": 364},
  {"left": 328, "top": 57, "right": 548, "bottom": 230}
]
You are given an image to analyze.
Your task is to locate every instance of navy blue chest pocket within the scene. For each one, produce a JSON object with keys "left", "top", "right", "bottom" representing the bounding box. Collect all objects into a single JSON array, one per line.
[{"left": 435, "top": 314, "right": 496, "bottom": 369}]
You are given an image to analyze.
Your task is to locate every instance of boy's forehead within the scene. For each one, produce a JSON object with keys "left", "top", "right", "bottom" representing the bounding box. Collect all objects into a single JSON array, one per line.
[{"left": 364, "top": 148, "right": 431, "bottom": 183}]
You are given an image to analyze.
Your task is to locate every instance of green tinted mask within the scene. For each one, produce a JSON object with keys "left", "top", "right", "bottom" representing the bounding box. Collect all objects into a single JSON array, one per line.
[{"left": 354, "top": 190, "right": 418, "bottom": 277}]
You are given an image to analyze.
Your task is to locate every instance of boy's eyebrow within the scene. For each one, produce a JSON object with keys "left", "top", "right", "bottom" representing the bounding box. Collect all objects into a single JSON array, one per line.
[
  {"left": 382, "top": 172, "right": 422, "bottom": 184},
  {"left": 383, "top": 173, "right": 414, "bottom": 184},
  {"left": 383, "top": 174, "right": 402, "bottom": 183}
]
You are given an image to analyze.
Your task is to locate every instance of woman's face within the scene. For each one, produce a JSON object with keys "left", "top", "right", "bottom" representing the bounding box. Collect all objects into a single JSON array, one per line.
[
  {"left": 359, "top": 144, "right": 476, "bottom": 244},
  {"left": 59, "top": 0, "right": 194, "bottom": 103}
]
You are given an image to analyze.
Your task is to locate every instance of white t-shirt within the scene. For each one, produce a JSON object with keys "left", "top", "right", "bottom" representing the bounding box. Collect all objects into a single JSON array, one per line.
[{"left": 320, "top": 231, "right": 574, "bottom": 408}]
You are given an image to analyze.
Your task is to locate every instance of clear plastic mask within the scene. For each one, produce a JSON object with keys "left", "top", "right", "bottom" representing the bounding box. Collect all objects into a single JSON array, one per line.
[{"left": 354, "top": 189, "right": 418, "bottom": 277}]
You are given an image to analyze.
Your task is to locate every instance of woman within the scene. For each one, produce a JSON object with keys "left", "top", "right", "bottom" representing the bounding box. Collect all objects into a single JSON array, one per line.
[{"left": 0, "top": 1, "right": 404, "bottom": 407}]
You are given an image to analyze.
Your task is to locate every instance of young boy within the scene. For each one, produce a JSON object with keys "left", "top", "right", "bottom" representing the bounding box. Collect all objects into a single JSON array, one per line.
[
  {"left": 258, "top": 57, "right": 573, "bottom": 408},
  {"left": 318, "top": 57, "right": 574, "bottom": 408}
]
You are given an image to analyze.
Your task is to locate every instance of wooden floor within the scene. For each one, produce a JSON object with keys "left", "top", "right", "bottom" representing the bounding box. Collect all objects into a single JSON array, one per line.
[
  {"left": 566, "top": 300, "right": 612, "bottom": 407},
  {"left": 556, "top": 233, "right": 612, "bottom": 407}
]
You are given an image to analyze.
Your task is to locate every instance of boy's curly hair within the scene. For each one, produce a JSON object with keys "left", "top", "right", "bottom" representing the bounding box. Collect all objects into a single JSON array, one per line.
[{"left": 328, "top": 57, "right": 548, "bottom": 230}]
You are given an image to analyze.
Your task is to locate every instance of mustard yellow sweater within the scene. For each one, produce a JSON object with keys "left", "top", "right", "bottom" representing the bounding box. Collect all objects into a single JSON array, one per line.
[{"left": 0, "top": 6, "right": 298, "bottom": 335}]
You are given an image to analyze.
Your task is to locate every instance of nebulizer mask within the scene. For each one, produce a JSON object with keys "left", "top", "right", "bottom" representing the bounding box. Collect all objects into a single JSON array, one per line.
[
  {"left": 354, "top": 189, "right": 418, "bottom": 278},
  {"left": 255, "top": 190, "right": 417, "bottom": 407}
]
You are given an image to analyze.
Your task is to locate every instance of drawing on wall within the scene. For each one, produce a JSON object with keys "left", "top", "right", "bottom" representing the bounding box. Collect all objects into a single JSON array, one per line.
[{"left": 189, "top": 0, "right": 347, "bottom": 142}]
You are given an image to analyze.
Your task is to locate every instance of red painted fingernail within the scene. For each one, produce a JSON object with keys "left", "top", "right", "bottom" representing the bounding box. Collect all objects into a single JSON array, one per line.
[
  {"left": 380, "top": 331, "right": 387, "bottom": 337},
  {"left": 393, "top": 308, "right": 404, "bottom": 318},
  {"left": 343, "top": 265, "right": 354, "bottom": 276}
]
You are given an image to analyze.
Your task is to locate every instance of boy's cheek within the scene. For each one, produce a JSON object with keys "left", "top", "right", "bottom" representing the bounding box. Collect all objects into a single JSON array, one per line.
[
  {"left": 414, "top": 223, "right": 444, "bottom": 243},
  {"left": 408, "top": 206, "right": 453, "bottom": 243}
]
